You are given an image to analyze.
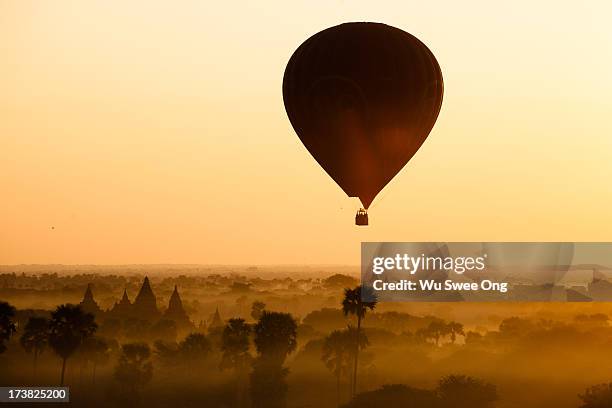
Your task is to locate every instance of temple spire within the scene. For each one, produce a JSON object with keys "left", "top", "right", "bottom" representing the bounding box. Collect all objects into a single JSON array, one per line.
[
  {"left": 167, "top": 285, "right": 184, "bottom": 312},
  {"left": 120, "top": 288, "right": 130, "bottom": 304},
  {"left": 132, "top": 276, "right": 160, "bottom": 321},
  {"left": 209, "top": 306, "right": 223, "bottom": 329},
  {"left": 80, "top": 283, "right": 101, "bottom": 315},
  {"left": 163, "top": 285, "right": 192, "bottom": 331},
  {"left": 109, "top": 287, "right": 131, "bottom": 317},
  {"left": 83, "top": 284, "right": 94, "bottom": 302}
]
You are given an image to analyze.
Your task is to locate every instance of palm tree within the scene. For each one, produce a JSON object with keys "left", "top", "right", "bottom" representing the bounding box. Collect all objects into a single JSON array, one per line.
[
  {"left": 251, "top": 311, "right": 297, "bottom": 408},
  {"left": 253, "top": 311, "right": 297, "bottom": 362},
  {"left": 221, "top": 318, "right": 251, "bottom": 371},
  {"left": 221, "top": 318, "right": 252, "bottom": 407},
  {"left": 0, "top": 301, "right": 17, "bottom": 353},
  {"left": 20, "top": 317, "right": 49, "bottom": 379},
  {"left": 322, "top": 328, "right": 368, "bottom": 406},
  {"left": 81, "top": 336, "right": 109, "bottom": 385},
  {"left": 113, "top": 342, "right": 153, "bottom": 404},
  {"left": 342, "top": 286, "right": 377, "bottom": 397},
  {"left": 48, "top": 304, "right": 97, "bottom": 386}
]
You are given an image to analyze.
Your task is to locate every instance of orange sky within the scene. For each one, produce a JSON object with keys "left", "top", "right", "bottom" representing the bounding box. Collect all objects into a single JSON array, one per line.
[{"left": 1, "top": 1, "right": 611, "bottom": 265}]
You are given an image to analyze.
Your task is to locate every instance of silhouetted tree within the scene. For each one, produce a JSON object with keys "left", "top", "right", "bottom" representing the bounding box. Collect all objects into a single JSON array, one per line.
[
  {"left": 178, "top": 332, "right": 211, "bottom": 367},
  {"left": 20, "top": 317, "right": 49, "bottom": 379},
  {"left": 343, "top": 376, "right": 497, "bottom": 408},
  {"left": 230, "top": 282, "right": 252, "bottom": 294},
  {"left": 113, "top": 342, "right": 153, "bottom": 405},
  {"left": 302, "top": 308, "right": 347, "bottom": 332},
  {"left": 250, "top": 311, "right": 297, "bottom": 408},
  {"left": 153, "top": 340, "right": 179, "bottom": 367},
  {"left": 498, "top": 316, "right": 535, "bottom": 338},
  {"left": 323, "top": 274, "right": 358, "bottom": 289},
  {"left": 465, "top": 331, "right": 483, "bottom": 345},
  {"left": 322, "top": 328, "right": 368, "bottom": 406},
  {"left": 251, "top": 359, "right": 289, "bottom": 408},
  {"left": 437, "top": 375, "right": 497, "bottom": 408},
  {"left": 579, "top": 383, "right": 612, "bottom": 408},
  {"left": 342, "top": 286, "right": 377, "bottom": 396},
  {"left": 574, "top": 313, "right": 609, "bottom": 329},
  {"left": 221, "top": 318, "right": 252, "bottom": 407},
  {"left": 221, "top": 318, "right": 251, "bottom": 371},
  {"left": 48, "top": 304, "right": 97, "bottom": 386},
  {"left": 81, "top": 336, "right": 110, "bottom": 385},
  {"left": 446, "top": 322, "right": 464, "bottom": 344},
  {"left": 416, "top": 320, "right": 449, "bottom": 346},
  {"left": 253, "top": 311, "right": 297, "bottom": 362},
  {"left": 251, "top": 301, "right": 266, "bottom": 321},
  {"left": 0, "top": 301, "right": 17, "bottom": 353}
]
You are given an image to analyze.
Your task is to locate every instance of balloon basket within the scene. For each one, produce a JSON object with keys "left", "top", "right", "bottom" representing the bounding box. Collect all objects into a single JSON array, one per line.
[{"left": 355, "top": 208, "right": 368, "bottom": 226}]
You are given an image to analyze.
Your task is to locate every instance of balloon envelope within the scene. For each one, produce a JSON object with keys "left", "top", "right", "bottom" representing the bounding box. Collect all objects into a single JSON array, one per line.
[{"left": 283, "top": 22, "right": 443, "bottom": 208}]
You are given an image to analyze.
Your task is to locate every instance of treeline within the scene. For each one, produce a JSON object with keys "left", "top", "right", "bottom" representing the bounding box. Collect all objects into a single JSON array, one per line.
[
  {"left": 3, "top": 295, "right": 612, "bottom": 407},
  {"left": 0, "top": 298, "right": 299, "bottom": 407}
]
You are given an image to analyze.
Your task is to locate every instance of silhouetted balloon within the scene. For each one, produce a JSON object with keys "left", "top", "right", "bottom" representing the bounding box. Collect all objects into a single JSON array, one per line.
[{"left": 283, "top": 22, "right": 443, "bottom": 213}]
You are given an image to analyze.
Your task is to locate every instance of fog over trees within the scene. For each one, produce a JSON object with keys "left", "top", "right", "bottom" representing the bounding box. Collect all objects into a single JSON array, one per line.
[{"left": 1, "top": 267, "right": 612, "bottom": 407}]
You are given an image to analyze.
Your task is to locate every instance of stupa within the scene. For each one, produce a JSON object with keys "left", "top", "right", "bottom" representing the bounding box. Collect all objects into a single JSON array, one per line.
[
  {"left": 79, "top": 284, "right": 102, "bottom": 315},
  {"left": 163, "top": 285, "right": 192, "bottom": 331},
  {"left": 131, "top": 276, "right": 160, "bottom": 321}
]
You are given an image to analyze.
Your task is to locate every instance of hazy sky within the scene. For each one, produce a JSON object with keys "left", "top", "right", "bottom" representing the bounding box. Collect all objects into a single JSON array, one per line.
[{"left": 1, "top": 1, "right": 611, "bottom": 265}]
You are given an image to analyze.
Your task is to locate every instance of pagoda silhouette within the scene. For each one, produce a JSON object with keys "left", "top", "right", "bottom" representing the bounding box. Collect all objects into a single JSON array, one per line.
[
  {"left": 109, "top": 288, "right": 132, "bottom": 318},
  {"left": 79, "top": 283, "right": 102, "bottom": 315},
  {"left": 163, "top": 285, "right": 192, "bottom": 331},
  {"left": 209, "top": 306, "right": 224, "bottom": 329},
  {"left": 131, "top": 276, "right": 161, "bottom": 321},
  {"left": 79, "top": 277, "right": 194, "bottom": 333}
]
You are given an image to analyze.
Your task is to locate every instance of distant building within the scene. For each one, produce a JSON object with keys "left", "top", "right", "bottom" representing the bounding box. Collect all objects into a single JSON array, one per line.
[
  {"left": 131, "top": 276, "right": 161, "bottom": 321},
  {"left": 163, "top": 285, "right": 193, "bottom": 331},
  {"left": 79, "top": 284, "right": 102, "bottom": 315},
  {"left": 109, "top": 288, "right": 132, "bottom": 319},
  {"left": 209, "top": 306, "right": 224, "bottom": 330},
  {"left": 80, "top": 277, "right": 194, "bottom": 334}
]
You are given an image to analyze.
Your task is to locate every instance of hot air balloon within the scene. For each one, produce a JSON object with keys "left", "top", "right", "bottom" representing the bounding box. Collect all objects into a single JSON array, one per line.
[{"left": 283, "top": 22, "right": 444, "bottom": 225}]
